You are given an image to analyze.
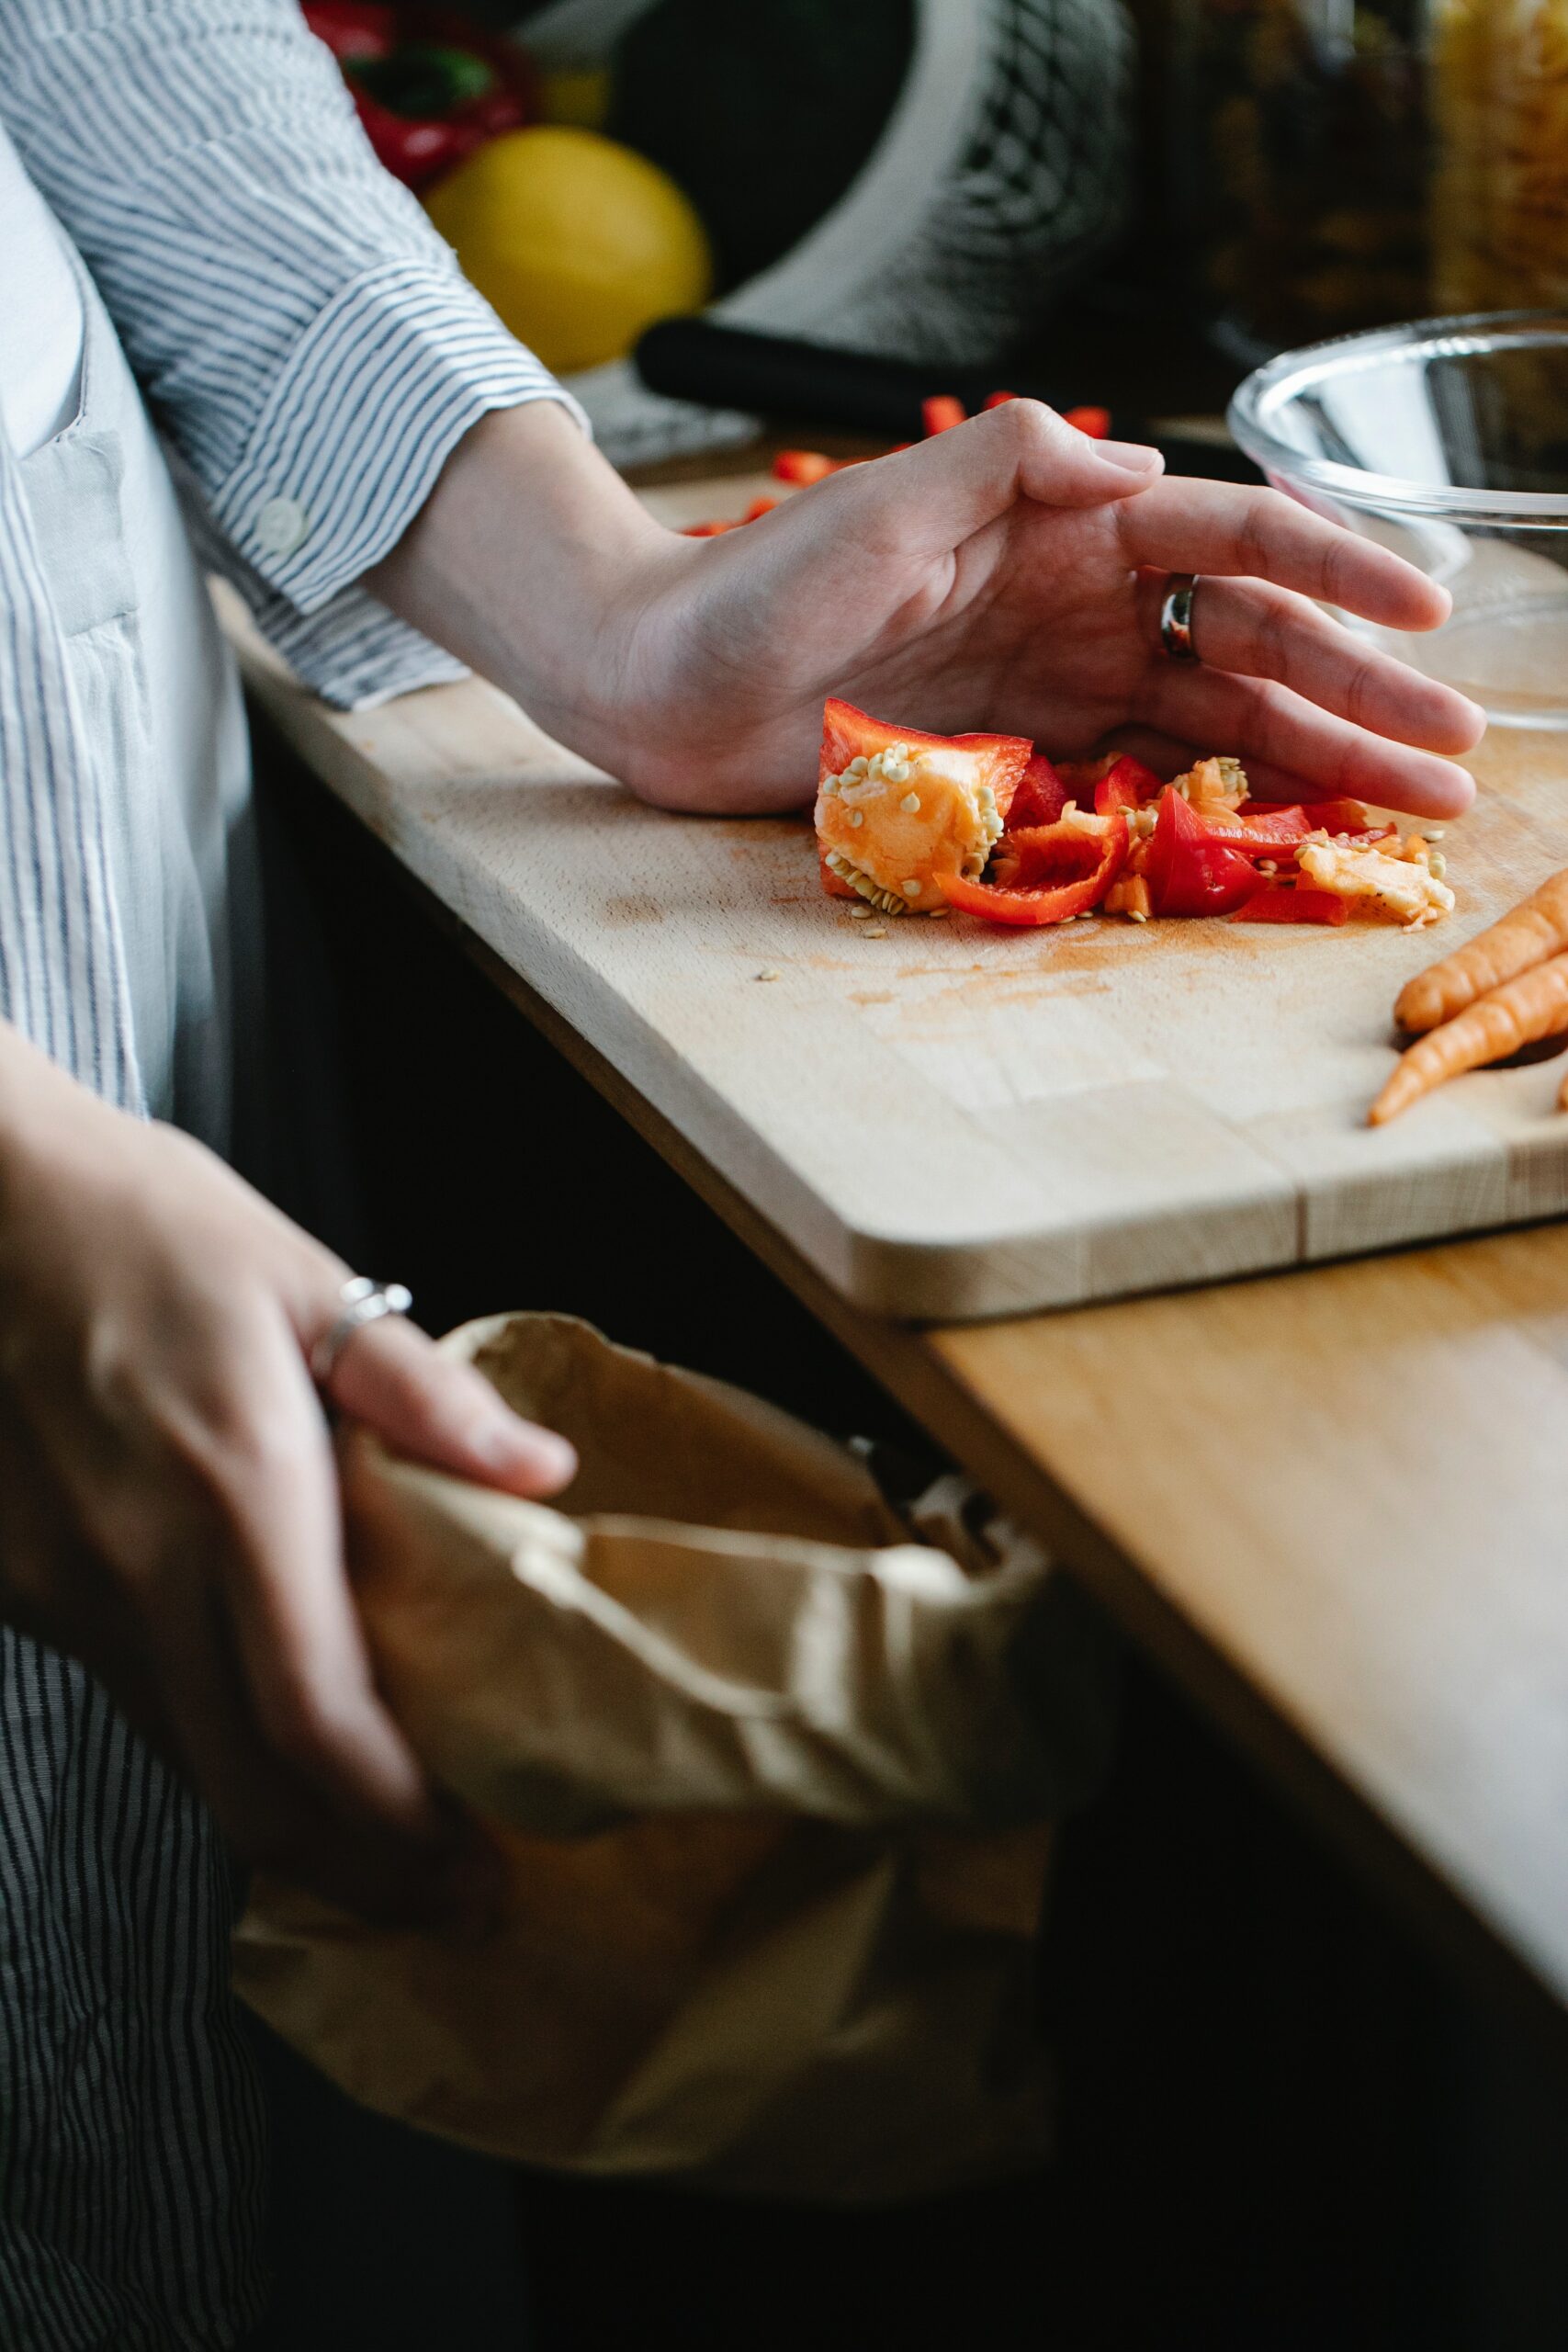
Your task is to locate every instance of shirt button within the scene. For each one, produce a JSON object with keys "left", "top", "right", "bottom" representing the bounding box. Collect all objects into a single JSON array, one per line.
[{"left": 254, "top": 494, "right": 311, "bottom": 559}]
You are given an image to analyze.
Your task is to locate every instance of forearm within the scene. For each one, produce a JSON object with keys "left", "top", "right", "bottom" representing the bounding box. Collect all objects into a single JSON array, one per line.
[
  {"left": 0, "top": 1018, "right": 109, "bottom": 1209},
  {"left": 365, "top": 401, "right": 690, "bottom": 785}
]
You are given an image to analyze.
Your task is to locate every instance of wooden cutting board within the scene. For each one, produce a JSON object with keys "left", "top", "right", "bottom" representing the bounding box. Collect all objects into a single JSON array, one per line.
[{"left": 231, "top": 472, "right": 1568, "bottom": 1322}]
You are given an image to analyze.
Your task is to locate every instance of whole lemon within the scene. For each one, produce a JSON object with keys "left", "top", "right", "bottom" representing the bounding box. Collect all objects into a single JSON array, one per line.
[{"left": 425, "top": 127, "right": 713, "bottom": 375}]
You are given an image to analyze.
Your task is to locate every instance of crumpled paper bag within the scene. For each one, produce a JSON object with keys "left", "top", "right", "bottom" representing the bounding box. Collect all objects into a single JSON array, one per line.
[{"left": 234, "top": 1314, "right": 1115, "bottom": 2202}]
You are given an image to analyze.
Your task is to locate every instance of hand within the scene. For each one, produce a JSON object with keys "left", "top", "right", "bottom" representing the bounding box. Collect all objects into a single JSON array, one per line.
[
  {"left": 0, "top": 1028, "right": 576, "bottom": 1919},
  {"left": 373, "top": 401, "right": 1483, "bottom": 820},
  {"left": 618, "top": 405, "right": 1485, "bottom": 819}
]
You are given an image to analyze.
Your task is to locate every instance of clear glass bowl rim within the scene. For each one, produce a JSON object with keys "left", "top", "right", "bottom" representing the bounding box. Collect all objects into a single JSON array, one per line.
[{"left": 1227, "top": 309, "right": 1568, "bottom": 526}]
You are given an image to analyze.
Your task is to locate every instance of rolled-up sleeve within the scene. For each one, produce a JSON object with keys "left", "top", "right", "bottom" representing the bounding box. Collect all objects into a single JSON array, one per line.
[{"left": 0, "top": 0, "right": 585, "bottom": 705}]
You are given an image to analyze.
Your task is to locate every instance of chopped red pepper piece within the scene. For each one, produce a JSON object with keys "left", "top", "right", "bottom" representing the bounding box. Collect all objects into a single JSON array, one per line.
[
  {"left": 1005, "top": 752, "right": 1070, "bottom": 830},
  {"left": 1063, "top": 405, "right": 1111, "bottom": 439},
  {"left": 939, "top": 811, "right": 1128, "bottom": 927},
  {"left": 983, "top": 390, "right": 1016, "bottom": 410},
  {"left": 1282, "top": 796, "right": 1376, "bottom": 836},
  {"left": 743, "top": 495, "right": 780, "bottom": 521},
  {"left": 773, "top": 449, "right": 837, "bottom": 485},
  {"left": 1231, "top": 888, "right": 1348, "bottom": 925},
  {"left": 921, "top": 395, "right": 966, "bottom": 436},
  {"left": 1145, "top": 786, "right": 1259, "bottom": 917},
  {"left": 819, "top": 701, "right": 1032, "bottom": 812},
  {"left": 1190, "top": 805, "right": 1314, "bottom": 857},
  {"left": 1092, "top": 753, "right": 1164, "bottom": 816}
]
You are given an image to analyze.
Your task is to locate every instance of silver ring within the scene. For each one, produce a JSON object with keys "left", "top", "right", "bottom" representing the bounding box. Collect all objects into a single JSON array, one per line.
[
  {"left": 1158, "top": 572, "right": 1201, "bottom": 663},
  {"left": 310, "top": 1276, "right": 413, "bottom": 1387}
]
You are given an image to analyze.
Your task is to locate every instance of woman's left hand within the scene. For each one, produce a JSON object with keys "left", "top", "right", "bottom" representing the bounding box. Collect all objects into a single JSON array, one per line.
[
  {"left": 372, "top": 398, "right": 1485, "bottom": 820},
  {"left": 614, "top": 402, "right": 1483, "bottom": 818}
]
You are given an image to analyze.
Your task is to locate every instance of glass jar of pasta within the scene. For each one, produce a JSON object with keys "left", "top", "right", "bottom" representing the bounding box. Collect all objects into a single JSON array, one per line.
[
  {"left": 1170, "top": 0, "right": 1430, "bottom": 360},
  {"left": 1429, "top": 1, "right": 1568, "bottom": 312}
]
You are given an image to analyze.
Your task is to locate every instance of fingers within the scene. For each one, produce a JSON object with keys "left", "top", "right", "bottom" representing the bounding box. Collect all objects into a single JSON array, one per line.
[
  {"left": 325, "top": 1312, "right": 577, "bottom": 1497},
  {"left": 1147, "top": 664, "right": 1478, "bottom": 819},
  {"left": 837, "top": 400, "right": 1165, "bottom": 559},
  {"left": 1150, "top": 573, "right": 1485, "bottom": 755},
  {"left": 171, "top": 1305, "right": 460, "bottom": 1914},
  {"left": 1121, "top": 481, "right": 1453, "bottom": 632}
]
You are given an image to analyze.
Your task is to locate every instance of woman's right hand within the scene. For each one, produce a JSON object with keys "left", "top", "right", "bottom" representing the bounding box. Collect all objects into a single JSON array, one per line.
[{"left": 0, "top": 1025, "right": 576, "bottom": 1919}]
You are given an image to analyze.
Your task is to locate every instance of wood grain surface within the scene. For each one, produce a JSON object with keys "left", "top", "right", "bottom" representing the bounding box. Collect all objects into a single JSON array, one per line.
[{"left": 932, "top": 1230, "right": 1568, "bottom": 2022}]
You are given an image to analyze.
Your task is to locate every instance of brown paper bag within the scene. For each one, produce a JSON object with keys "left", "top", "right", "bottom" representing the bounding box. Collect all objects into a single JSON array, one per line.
[{"left": 234, "top": 1314, "right": 1114, "bottom": 2201}]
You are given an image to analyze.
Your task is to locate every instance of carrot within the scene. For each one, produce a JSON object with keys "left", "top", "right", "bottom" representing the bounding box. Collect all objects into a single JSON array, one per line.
[
  {"left": 1394, "top": 865, "right": 1568, "bottom": 1033},
  {"left": 1370, "top": 950, "right": 1568, "bottom": 1125}
]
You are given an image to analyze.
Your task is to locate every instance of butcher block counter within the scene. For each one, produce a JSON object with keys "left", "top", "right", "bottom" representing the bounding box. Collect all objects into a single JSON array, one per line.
[{"left": 228, "top": 529, "right": 1568, "bottom": 2052}]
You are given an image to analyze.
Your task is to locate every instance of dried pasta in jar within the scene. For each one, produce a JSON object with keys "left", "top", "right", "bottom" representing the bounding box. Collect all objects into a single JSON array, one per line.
[{"left": 1431, "top": 0, "right": 1568, "bottom": 311}]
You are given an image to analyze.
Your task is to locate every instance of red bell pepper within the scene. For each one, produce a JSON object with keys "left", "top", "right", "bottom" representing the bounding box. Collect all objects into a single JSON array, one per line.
[
  {"left": 1190, "top": 805, "right": 1313, "bottom": 857},
  {"left": 818, "top": 700, "right": 1032, "bottom": 818},
  {"left": 939, "top": 810, "right": 1128, "bottom": 927},
  {"left": 773, "top": 449, "right": 838, "bottom": 484},
  {"left": 1092, "top": 753, "right": 1164, "bottom": 816},
  {"left": 1063, "top": 405, "right": 1111, "bottom": 439},
  {"left": 1230, "top": 888, "right": 1348, "bottom": 925},
  {"left": 1145, "top": 786, "right": 1259, "bottom": 917},
  {"left": 1264, "top": 796, "right": 1377, "bottom": 838},
  {"left": 921, "top": 395, "right": 966, "bottom": 435},
  {"left": 304, "top": 2, "right": 534, "bottom": 189},
  {"left": 1005, "top": 752, "right": 1070, "bottom": 830}
]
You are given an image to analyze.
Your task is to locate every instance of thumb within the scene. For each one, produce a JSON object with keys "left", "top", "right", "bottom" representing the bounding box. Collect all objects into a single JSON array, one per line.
[{"left": 843, "top": 399, "right": 1165, "bottom": 556}]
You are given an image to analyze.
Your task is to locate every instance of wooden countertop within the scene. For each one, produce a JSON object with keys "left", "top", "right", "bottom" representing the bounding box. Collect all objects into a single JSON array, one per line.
[{"left": 231, "top": 578, "right": 1568, "bottom": 2050}]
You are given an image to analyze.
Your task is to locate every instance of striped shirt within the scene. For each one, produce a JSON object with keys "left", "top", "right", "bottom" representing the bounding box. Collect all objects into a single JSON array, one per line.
[{"left": 0, "top": 4, "right": 577, "bottom": 2339}]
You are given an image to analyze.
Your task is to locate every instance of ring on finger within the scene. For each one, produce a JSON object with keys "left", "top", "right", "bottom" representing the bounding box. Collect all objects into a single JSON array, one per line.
[
  {"left": 1158, "top": 572, "right": 1201, "bottom": 664},
  {"left": 310, "top": 1276, "right": 414, "bottom": 1387}
]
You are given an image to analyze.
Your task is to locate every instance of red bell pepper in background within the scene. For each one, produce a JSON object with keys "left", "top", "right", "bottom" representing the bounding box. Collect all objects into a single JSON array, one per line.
[
  {"left": 940, "top": 810, "right": 1128, "bottom": 926},
  {"left": 1231, "top": 888, "right": 1348, "bottom": 925},
  {"left": 1145, "top": 786, "right": 1259, "bottom": 917},
  {"left": 1005, "top": 752, "right": 1070, "bottom": 830},
  {"left": 1063, "top": 405, "right": 1111, "bottom": 438},
  {"left": 303, "top": 1, "right": 534, "bottom": 188},
  {"left": 773, "top": 449, "right": 838, "bottom": 484},
  {"left": 921, "top": 395, "right": 967, "bottom": 435}
]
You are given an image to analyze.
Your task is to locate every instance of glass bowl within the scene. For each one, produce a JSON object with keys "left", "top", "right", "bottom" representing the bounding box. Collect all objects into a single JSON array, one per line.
[{"left": 1229, "top": 311, "right": 1568, "bottom": 729}]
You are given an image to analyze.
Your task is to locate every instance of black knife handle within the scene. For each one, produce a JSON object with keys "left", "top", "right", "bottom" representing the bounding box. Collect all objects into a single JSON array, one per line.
[
  {"left": 634, "top": 318, "right": 1069, "bottom": 443},
  {"left": 632, "top": 316, "right": 1260, "bottom": 484}
]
